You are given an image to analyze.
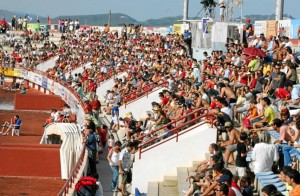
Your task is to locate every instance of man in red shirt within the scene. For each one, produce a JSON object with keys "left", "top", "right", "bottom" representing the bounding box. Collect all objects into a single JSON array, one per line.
[
  {"left": 91, "top": 95, "right": 101, "bottom": 119},
  {"left": 87, "top": 79, "right": 97, "bottom": 100}
]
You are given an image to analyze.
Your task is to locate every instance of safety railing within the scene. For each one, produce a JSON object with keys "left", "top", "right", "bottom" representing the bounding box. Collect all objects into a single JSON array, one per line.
[
  {"left": 57, "top": 145, "right": 86, "bottom": 196},
  {"left": 138, "top": 108, "right": 215, "bottom": 159},
  {"left": 123, "top": 80, "right": 168, "bottom": 108}
]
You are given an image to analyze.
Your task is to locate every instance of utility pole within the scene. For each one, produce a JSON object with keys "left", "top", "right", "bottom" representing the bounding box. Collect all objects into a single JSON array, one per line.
[
  {"left": 108, "top": 10, "right": 111, "bottom": 26},
  {"left": 183, "top": 0, "right": 189, "bottom": 23}
]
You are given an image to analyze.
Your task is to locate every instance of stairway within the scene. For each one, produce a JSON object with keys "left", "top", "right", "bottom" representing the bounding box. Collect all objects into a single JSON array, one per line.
[{"left": 146, "top": 155, "right": 237, "bottom": 196}]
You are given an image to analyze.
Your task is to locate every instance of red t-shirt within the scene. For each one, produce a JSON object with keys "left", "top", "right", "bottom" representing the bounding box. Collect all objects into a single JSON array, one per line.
[
  {"left": 91, "top": 100, "right": 101, "bottom": 110},
  {"left": 161, "top": 97, "right": 169, "bottom": 106},
  {"left": 275, "top": 88, "right": 291, "bottom": 100}
]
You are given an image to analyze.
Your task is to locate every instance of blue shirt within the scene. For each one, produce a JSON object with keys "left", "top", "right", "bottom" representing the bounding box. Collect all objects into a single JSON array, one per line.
[
  {"left": 15, "top": 118, "right": 22, "bottom": 129},
  {"left": 86, "top": 134, "right": 97, "bottom": 151}
]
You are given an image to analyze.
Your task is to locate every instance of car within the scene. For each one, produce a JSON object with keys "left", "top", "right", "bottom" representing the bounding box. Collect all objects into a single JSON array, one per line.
[{"left": 0, "top": 20, "right": 9, "bottom": 33}]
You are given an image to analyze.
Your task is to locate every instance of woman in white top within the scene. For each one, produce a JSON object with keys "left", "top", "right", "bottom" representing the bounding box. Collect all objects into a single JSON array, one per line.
[{"left": 107, "top": 141, "right": 122, "bottom": 191}]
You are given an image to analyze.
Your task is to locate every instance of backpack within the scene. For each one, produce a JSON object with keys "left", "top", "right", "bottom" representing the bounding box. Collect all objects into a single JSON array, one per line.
[{"left": 75, "top": 176, "right": 98, "bottom": 196}]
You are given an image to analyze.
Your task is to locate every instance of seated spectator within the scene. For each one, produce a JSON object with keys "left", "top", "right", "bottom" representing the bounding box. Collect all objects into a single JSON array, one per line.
[
  {"left": 279, "top": 166, "right": 293, "bottom": 194},
  {"left": 261, "top": 184, "right": 283, "bottom": 196},
  {"left": 282, "top": 118, "right": 300, "bottom": 168},
  {"left": 240, "top": 176, "right": 253, "bottom": 196},
  {"left": 1, "top": 116, "right": 16, "bottom": 135},
  {"left": 194, "top": 143, "right": 223, "bottom": 173},
  {"left": 251, "top": 97, "right": 275, "bottom": 129},
  {"left": 286, "top": 169, "right": 300, "bottom": 195}
]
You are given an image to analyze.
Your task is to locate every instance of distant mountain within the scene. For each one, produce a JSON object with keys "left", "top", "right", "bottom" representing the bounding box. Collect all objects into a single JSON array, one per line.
[
  {"left": 237, "top": 14, "right": 295, "bottom": 21},
  {"left": 0, "top": 9, "right": 297, "bottom": 27}
]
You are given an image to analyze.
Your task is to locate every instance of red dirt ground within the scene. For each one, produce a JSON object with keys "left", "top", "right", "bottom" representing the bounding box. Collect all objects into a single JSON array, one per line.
[{"left": 0, "top": 88, "right": 66, "bottom": 195}]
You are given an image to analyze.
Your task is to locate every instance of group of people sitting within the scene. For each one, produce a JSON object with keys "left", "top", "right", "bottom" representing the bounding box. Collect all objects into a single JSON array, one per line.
[
  {"left": 0, "top": 115, "right": 22, "bottom": 136},
  {"left": 2, "top": 18, "right": 300, "bottom": 195},
  {"left": 43, "top": 104, "right": 75, "bottom": 127}
]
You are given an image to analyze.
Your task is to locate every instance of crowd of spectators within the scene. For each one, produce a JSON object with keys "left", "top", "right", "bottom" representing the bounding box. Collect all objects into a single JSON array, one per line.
[{"left": 2, "top": 17, "right": 300, "bottom": 195}]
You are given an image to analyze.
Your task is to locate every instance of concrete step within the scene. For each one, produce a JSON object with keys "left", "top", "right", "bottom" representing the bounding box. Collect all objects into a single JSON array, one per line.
[
  {"left": 177, "top": 167, "right": 191, "bottom": 196},
  {"left": 147, "top": 181, "right": 159, "bottom": 196},
  {"left": 158, "top": 176, "right": 178, "bottom": 196}
]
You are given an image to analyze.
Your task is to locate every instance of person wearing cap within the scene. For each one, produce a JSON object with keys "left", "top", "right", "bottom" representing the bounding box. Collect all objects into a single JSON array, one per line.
[
  {"left": 218, "top": 122, "right": 240, "bottom": 168},
  {"left": 123, "top": 112, "right": 137, "bottom": 141}
]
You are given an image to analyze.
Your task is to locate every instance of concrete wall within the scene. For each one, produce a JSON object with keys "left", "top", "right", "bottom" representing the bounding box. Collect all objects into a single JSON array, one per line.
[
  {"left": 96, "top": 72, "right": 128, "bottom": 102},
  {"left": 14, "top": 93, "right": 65, "bottom": 110},
  {"left": 131, "top": 123, "right": 217, "bottom": 193},
  {"left": 65, "top": 62, "right": 92, "bottom": 79},
  {"left": 36, "top": 56, "right": 59, "bottom": 72},
  {"left": 119, "top": 87, "right": 167, "bottom": 119}
]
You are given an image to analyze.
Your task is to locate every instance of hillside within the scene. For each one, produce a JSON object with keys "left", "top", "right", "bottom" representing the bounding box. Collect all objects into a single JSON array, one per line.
[{"left": 0, "top": 9, "right": 296, "bottom": 27}]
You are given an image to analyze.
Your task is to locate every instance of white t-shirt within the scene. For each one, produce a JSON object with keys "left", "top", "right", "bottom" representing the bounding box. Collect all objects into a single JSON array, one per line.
[{"left": 251, "top": 143, "right": 279, "bottom": 173}]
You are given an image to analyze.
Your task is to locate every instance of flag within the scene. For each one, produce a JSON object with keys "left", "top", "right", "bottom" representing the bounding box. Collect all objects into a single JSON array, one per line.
[{"left": 47, "top": 16, "right": 52, "bottom": 24}]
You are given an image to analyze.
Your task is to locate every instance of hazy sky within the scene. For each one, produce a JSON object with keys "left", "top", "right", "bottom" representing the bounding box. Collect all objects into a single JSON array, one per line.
[{"left": 1, "top": 0, "right": 299, "bottom": 21}]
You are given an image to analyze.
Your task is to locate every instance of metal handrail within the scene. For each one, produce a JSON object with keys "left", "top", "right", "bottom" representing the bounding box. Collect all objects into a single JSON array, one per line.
[
  {"left": 57, "top": 145, "right": 86, "bottom": 196},
  {"left": 123, "top": 80, "right": 168, "bottom": 107},
  {"left": 138, "top": 108, "right": 215, "bottom": 159}
]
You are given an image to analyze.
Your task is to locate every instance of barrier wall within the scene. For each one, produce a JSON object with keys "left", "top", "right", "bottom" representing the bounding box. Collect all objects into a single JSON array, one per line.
[
  {"left": 0, "top": 144, "right": 61, "bottom": 177},
  {"left": 36, "top": 56, "right": 59, "bottom": 72},
  {"left": 14, "top": 94, "right": 65, "bottom": 110},
  {"left": 132, "top": 123, "right": 217, "bottom": 193},
  {"left": 40, "top": 123, "right": 82, "bottom": 180}
]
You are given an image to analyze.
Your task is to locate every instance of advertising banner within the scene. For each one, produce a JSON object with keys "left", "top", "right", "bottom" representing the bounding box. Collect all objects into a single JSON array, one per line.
[
  {"left": 254, "top": 21, "right": 267, "bottom": 36},
  {"left": 173, "top": 24, "right": 182, "bottom": 35},
  {"left": 42, "top": 77, "right": 48, "bottom": 89},
  {"left": 0, "top": 67, "right": 14, "bottom": 77},
  {"left": 278, "top": 20, "right": 291, "bottom": 37},
  {"left": 266, "top": 20, "right": 278, "bottom": 37},
  {"left": 47, "top": 79, "right": 54, "bottom": 92},
  {"left": 290, "top": 19, "right": 300, "bottom": 39},
  {"left": 14, "top": 68, "right": 22, "bottom": 77},
  {"left": 27, "top": 23, "right": 41, "bottom": 31}
]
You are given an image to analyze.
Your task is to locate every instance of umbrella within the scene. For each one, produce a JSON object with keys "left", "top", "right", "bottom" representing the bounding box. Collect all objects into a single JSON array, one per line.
[{"left": 242, "top": 47, "right": 266, "bottom": 57}]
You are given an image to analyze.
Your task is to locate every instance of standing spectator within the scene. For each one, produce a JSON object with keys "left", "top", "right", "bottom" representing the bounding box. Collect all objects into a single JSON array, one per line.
[
  {"left": 107, "top": 133, "right": 115, "bottom": 152},
  {"left": 91, "top": 95, "right": 101, "bottom": 119},
  {"left": 83, "top": 128, "right": 98, "bottom": 177},
  {"left": 218, "top": 122, "right": 240, "bottom": 168},
  {"left": 11, "top": 15, "right": 16, "bottom": 31},
  {"left": 235, "top": 132, "right": 248, "bottom": 178},
  {"left": 251, "top": 140, "right": 279, "bottom": 173},
  {"left": 107, "top": 141, "right": 122, "bottom": 192},
  {"left": 118, "top": 142, "right": 135, "bottom": 196}
]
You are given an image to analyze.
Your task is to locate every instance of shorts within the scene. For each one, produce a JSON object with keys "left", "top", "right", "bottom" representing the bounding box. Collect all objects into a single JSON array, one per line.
[
  {"left": 236, "top": 104, "right": 248, "bottom": 113},
  {"left": 220, "top": 7, "right": 225, "bottom": 16},
  {"left": 121, "top": 170, "right": 132, "bottom": 185},
  {"left": 236, "top": 167, "right": 247, "bottom": 177},
  {"left": 226, "top": 143, "right": 238, "bottom": 153}
]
